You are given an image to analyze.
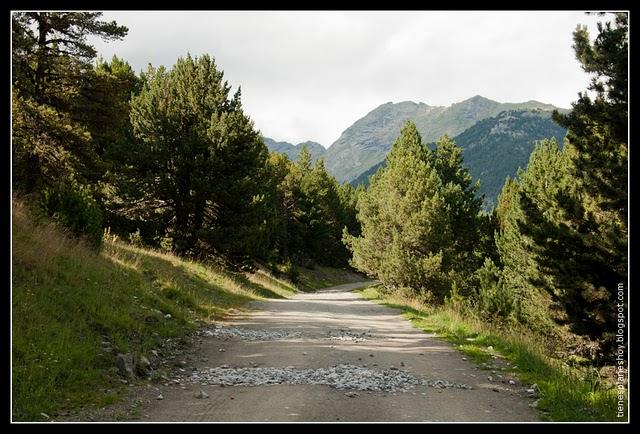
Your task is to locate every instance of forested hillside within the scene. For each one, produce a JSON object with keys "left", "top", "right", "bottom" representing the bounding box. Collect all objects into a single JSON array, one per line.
[
  {"left": 11, "top": 12, "right": 359, "bottom": 269},
  {"left": 323, "top": 95, "right": 566, "bottom": 184},
  {"left": 351, "top": 109, "right": 568, "bottom": 209}
]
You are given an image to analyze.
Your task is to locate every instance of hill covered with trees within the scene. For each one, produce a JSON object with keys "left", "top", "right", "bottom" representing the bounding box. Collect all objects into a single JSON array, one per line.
[{"left": 351, "top": 109, "right": 568, "bottom": 210}]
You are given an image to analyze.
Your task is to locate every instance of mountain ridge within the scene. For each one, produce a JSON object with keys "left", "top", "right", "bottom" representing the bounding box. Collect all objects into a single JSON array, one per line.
[
  {"left": 262, "top": 137, "right": 326, "bottom": 162},
  {"left": 323, "top": 95, "right": 568, "bottom": 183},
  {"left": 350, "top": 109, "right": 568, "bottom": 210}
]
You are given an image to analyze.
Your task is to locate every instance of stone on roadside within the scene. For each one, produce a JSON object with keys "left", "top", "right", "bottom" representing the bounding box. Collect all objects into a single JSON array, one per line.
[
  {"left": 344, "top": 391, "right": 359, "bottom": 398},
  {"left": 157, "top": 394, "right": 163, "bottom": 400},
  {"left": 116, "top": 353, "right": 136, "bottom": 379},
  {"left": 164, "top": 314, "right": 172, "bottom": 319},
  {"left": 195, "top": 390, "right": 209, "bottom": 399},
  {"left": 137, "top": 356, "right": 151, "bottom": 374}
]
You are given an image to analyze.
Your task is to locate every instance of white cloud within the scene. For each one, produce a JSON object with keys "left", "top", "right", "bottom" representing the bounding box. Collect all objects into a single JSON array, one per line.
[{"left": 90, "top": 10, "right": 604, "bottom": 146}]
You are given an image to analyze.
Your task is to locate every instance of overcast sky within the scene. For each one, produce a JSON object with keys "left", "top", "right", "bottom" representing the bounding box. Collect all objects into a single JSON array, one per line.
[{"left": 90, "top": 11, "right": 603, "bottom": 147}]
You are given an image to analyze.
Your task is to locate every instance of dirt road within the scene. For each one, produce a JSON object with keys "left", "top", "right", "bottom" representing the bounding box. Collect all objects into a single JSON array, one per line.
[{"left": 135, "top": 281, "right": 539, "bottom": 422}]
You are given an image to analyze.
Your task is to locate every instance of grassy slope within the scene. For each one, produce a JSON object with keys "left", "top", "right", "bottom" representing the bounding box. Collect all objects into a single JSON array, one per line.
[
  {"left": 11, "top": 200, "right": 362, "bottom": 421},
  {"left": 357, "top": 285, "right": 624, "bottom": 422}
]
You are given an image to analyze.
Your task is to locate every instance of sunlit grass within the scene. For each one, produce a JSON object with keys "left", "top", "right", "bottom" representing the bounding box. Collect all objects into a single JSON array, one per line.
[
  {"left": 357, "top": 284, "right": 624, "bottom": 422},
  {"left": 11, "top": 199, "right": 360, "bottom": 421}
]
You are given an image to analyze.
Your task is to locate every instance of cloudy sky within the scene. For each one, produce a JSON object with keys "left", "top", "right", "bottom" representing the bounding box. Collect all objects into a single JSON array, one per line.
[{"left": 90, "top": 11, "right": 602, "bottom": 147}]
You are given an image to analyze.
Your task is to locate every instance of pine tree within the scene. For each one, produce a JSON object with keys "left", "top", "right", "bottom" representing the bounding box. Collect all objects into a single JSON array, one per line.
[
  {"left": 491, "top": 139, "right": 571, "bottom": 329},
  {"left": 12, "top": 12, "right": 128, "bottom": 193},
  {"left": 12, "top": 12, "right": 127, "bottom": 104},
  {"left": 429, "top": 134, "right": 484, "bottom": 294},
  {"left": 518, "top": 13, "right": 628, "bottom": 357},
  {"left": 263, "top": 152, "right": 296, "bottom": 261},
  {"left": 125, "top": 54, "right": 268, "bottom": 258},
  {"left": 263, "top": 146, "right": 357, "bottom": 267},
  {"left": 346, "top": 121, "right": 452, "bottom": 299}
]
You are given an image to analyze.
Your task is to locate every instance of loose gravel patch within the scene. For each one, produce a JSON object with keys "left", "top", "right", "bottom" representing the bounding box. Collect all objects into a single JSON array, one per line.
[
  {"left": 325, "top": 329, "right": 372, "bottom": 342},
  {"left": 198, "top": 325, "right": 376, "bottom": 343},
  {"left": 186, "top": 364, "right": 472, "bottom": 393},
  {"left": 198, "top": 326, "right": 303, "bottom": 341}
]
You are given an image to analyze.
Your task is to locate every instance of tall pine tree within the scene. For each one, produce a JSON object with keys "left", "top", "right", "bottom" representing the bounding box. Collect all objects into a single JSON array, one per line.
[
  {"left": 12, "top": 13, "right": 128, "bottom": 193},
  {"left": 345, "top": 121, "right": 452, "bottom": 300},
  {"left": 517, "top": 13, "right": 628, "bottom": 358},
  {"left": 124, "top": 54, "right": 268, "bottom": 259}
]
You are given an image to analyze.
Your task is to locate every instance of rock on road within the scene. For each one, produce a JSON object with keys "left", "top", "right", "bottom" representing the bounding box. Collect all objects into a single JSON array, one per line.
[{"left": 137, "top": 281, "right": 539, "bottom": 422}]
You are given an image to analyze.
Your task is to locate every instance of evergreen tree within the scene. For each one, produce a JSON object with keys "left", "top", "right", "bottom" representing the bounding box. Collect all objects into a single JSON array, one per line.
[
  {"left": 490, "top": 139, "right": 571, "bottom": 329},
  {"left": 337, "top": 182, "right": 361, "bottom": 239},
  {"left": 263, "top": 146, "right": 357, "bottom": 267},
  {"left": 429, "top": 134, "right": 484, "bottom": 294},
  {"left": 345, "top": 121, "right": 452, "bottom": 300},
  {"left": 262, "top": 152, "right": 296, "bottom": 261},
  {"left": 300, "top": 158, "right": 347, "bottom": 265},
  {"left": 12, "top": 12, "right": 127, "bottom": 104},
  {"left": 518, "top": 13, "right": 628, "bottom": 357},
  {"left": 79, "top": 56, "right": 141, "bottom": 160},
  {"left": 125, "top": 54, "right": 268, "bottom": 258},
  {"left": 12, "top": 12, "right": 128, "bottom": 193}
]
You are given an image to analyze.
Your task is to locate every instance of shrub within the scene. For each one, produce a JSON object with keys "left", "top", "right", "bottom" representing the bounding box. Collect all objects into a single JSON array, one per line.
[
  {"left": 159, "top": 234, "right": 173, "bottom": 253},
  {"left": 476, "top": 257, "right": 514, "bottom": 319},
  {"left": 128, "top": 228, "right": 143, "bottom": 247},
  {"left": 102, "top": 227, "right": 119, "bottom": 244},
  {"left": 41, "top": 177, "right": 103, "bottom": 248}
]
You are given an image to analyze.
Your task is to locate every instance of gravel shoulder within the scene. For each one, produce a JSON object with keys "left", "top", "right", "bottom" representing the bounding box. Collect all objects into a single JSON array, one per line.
[{"left": 78, "top": 281, "right": 541, "bottom": 422}]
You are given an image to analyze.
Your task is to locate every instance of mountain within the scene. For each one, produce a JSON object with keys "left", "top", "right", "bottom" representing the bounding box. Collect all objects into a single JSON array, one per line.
[
  {"left": 263, "top": 137, "right": 326, "bottom": 162},
  {"left": 452, "top": 109, "right": 567, "bottom": 209},
  {"left": 350, "top": 109, "right": 568, "bottom": 210},
  {"left": 323, "top": 95, "right": 565, "bottom": 184}
]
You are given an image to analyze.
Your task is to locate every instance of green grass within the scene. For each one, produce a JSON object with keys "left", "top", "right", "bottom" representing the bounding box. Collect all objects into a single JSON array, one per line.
[
  {"left": 357, "top": 285, "right": 625, "bottom": 422},
  {"left": 11, "top": 200, "right": 358, "bottom": 421}
]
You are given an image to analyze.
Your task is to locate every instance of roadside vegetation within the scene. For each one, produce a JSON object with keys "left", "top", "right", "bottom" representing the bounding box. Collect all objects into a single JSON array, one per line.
[
  {"left": 358, "top": 285, "right": 622, "bottom": 421},
  {"left": 11, "top": 11, "right": 627, "bottom": 423},
  {"left": 345, "top": 13, "right": 627, "bottom": 422},
  {"left": 12, "top": 13, "right": 364, "bottom": 421},
  {"left": 12, "top": 199, "right": 360, "bottom": 421}
]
